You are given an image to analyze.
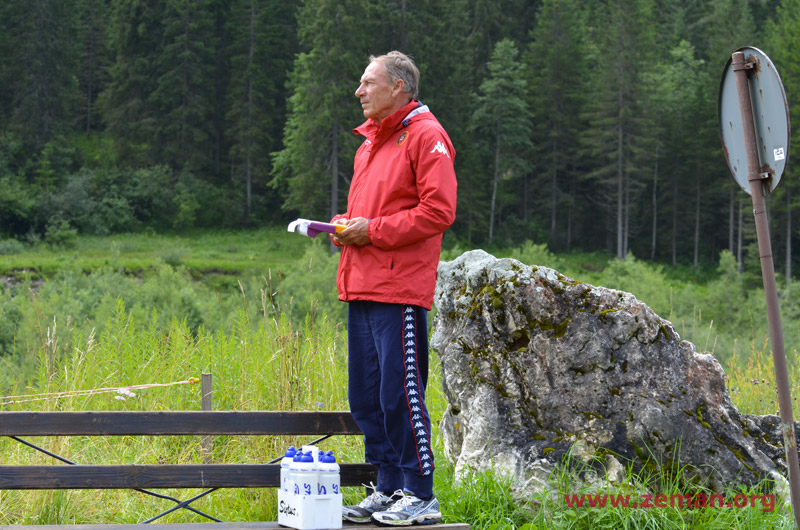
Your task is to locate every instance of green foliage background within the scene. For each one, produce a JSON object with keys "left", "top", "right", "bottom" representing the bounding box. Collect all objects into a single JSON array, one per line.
[{"left": 1, "top": 0, "right": 800, "bottom": 277}]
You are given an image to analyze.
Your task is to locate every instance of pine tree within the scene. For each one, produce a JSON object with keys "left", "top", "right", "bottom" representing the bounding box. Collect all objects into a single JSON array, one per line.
[
  {"left": 271, "top": 0, "right": 391, "bottom": 224},
  {"left": 639, "top": 40, "right": 710, "bottom": 265},
  {"left": 468, "top": 0, "right": 539, "bottom": 69},
  {"left": 402, "top": 0, "right": 478, "bottom": 241},
  {"left": 765, "top": 0, "right": 800, "bottom": 282},
  {"left": 150, "top": 0, "right": 218, "bottom": 173},
  {"left": 75, "top": 0, "right": 111, "bottom": 137},
  {"left": 226, "top": 0, "right": 297, "bottom": 220},
  {"left": 0, "top": 3, "right": 18, "bottom": 129},
  {"left": 581, "top": 0, "right": 657, "bottom": 259},
  {"left": 526, "top": 0, "right": 590, "bottom": 249},
  {"left": 690, "top": 0, "right": 756, "bottom": 267},
  {"left": 101, "top": 0, "right": 166, "bottom": 166},
  {"left": 470, "top": 38, "right": 533, "bottom": 246},
  {"left": 7, "top": 0, "right": 79, "bottom": 151},
  {"left": 209, "top": 0, "right": 233, "bottom": 181}
]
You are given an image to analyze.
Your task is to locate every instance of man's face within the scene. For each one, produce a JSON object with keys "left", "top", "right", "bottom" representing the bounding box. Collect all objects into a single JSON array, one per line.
[{"left": 355, "top": 61, "right": 401, "bottom": 123}]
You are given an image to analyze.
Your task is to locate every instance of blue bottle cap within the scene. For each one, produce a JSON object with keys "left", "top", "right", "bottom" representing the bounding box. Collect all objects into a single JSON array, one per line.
[{"left": 285, "top": 446, "right": 297, "bottom": 457}]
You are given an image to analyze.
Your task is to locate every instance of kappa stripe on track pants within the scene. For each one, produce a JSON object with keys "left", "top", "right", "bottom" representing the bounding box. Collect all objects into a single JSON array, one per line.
[{"left": 347, "top": 301, "right": 435, "bottom": 499}]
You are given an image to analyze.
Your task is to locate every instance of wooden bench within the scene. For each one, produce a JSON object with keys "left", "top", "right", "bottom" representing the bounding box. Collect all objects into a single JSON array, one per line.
[
  {"left": 0, "top": 411, "right": 469, "bottom": 529},
  {"left": 14, "top": 522, "right": 470, "bottom": 530}
]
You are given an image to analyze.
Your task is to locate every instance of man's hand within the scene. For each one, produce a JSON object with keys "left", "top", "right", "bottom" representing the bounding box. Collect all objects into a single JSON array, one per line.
[{"left": 332, "top": 217, "right": 371, "bottom": 246}]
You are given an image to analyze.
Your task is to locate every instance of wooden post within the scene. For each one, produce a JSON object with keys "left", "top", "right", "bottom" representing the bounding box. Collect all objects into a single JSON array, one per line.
[{"left": 201, "top": 373, "right": 213, "bottom": 463}]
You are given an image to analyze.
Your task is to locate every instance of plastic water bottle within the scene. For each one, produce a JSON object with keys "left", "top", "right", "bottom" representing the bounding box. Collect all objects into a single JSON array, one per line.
[
  {"left": 289, "top": 450, "right": 305, "bottom": 495},
  {"left": 297, "top": 450, "right": 319, "bottom": 497},
  {"left": 280, "top": 446, "right": 297, "bottom": 493},
  {"left": 300, "top": 444, "right": 320, "bottom": 461},
  {"left": 318, "top": 451, "right": 340, "bottom": 496}
]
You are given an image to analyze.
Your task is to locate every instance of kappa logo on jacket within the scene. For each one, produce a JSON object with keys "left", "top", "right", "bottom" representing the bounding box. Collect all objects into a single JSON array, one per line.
[{"left": 430, "top": 140, "right": 450, "bottom": 158}]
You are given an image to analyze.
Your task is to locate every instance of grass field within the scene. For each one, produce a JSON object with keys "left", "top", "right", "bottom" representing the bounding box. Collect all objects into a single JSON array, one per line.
[
  {"left": 0, "top": 230, "right": 797, "bottom": 528},
  {"left": 0, "top": 227, "right": 303, "bottom": 287}
]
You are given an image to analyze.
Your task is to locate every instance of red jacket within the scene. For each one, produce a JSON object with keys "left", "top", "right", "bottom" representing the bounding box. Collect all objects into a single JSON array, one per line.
[{"left": 333, "top": 100, "right": 457, "bottom": 310}]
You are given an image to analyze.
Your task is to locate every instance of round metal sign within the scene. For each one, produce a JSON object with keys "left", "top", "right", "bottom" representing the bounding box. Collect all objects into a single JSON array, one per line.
[{"left": 718, "top": 46, "right": 790, "bottom": 195}]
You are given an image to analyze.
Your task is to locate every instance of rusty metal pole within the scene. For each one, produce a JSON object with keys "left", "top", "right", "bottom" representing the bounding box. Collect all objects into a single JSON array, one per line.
[{"left": 732, "top": 50, "right": 800, "bottom": 526}]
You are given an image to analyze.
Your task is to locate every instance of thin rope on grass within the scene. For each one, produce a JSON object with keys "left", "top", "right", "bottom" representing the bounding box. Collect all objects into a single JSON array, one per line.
[{"left": 0, "top": 377, "right": 201, "bottom": 406}]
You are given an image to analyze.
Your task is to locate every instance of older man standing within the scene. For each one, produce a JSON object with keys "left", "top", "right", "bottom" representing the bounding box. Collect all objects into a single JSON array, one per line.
[{"left": 330, "top": 51, "right": 457, "bottom": 526}]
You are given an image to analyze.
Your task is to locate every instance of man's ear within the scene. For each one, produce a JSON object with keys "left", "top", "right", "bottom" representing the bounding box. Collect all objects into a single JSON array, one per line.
[{"left": 392, "top": 79, "right": 406, "bottom": 97}]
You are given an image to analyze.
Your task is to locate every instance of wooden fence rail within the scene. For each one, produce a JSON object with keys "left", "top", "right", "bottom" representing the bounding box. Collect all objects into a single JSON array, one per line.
[
  {"left": 0, "top": 411, "right": 377, "bottom": 491},
  {"left": 0, "top": 411, "right": 368, "bottom": 436}
]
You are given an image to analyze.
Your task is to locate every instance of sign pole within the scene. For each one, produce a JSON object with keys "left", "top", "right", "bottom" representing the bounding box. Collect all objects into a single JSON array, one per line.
[{"left": 732, "top": 50, "right": 800, "bottom": 527}]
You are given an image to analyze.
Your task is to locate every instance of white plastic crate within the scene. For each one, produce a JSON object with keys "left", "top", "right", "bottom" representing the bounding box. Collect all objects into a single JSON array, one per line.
[{"left": 277, "top": 488, "right": 343, "bottom": 530}]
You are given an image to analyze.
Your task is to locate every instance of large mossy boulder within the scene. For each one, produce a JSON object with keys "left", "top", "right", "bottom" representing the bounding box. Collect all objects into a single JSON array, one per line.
[{"left": 432, "top": 250, "right": 790, "bottom": 497}]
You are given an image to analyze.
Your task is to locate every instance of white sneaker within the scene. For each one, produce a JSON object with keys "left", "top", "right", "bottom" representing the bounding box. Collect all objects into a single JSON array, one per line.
[
  {"left": 370, "top": 490, "right": 442, "bottom": 526},
  {"left": 342, "top": 488, "right": 404, "bottom": 523}
]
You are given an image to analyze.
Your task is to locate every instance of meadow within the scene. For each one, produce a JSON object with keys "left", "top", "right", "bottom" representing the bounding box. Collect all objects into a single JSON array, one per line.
[{"left": 0, "top": 228, "right": 798, "bottom": 528}]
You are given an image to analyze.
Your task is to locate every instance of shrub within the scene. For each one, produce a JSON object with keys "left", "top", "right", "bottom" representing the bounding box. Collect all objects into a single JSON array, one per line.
[
  {"left": 277, "top": 240, "right": 345, "bottom": 327},
  {"left": 0, "top": 238, "right": 24, "bottom": 255},
  {"left": 508, "top": 240, "right": 563, "bottom": 271},
  {"left": 599, "top": 253, "right": 671, "bottom": 317},
  {"left": 0, "top": 175, "right": 36, "bottom": 236},
  {"left": 44, "top": 219, "right": 78, "bottom": 248},
  {"left": 173, "top": 178, "right": 201, "bottom": 231},
  {"left": 126, "top": 165, "right": 176, "bottom": 230}
]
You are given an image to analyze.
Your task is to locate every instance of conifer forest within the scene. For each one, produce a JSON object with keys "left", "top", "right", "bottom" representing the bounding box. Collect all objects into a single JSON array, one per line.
[{"left": 1, "top": 0, "right": 798, "bottom": 272}]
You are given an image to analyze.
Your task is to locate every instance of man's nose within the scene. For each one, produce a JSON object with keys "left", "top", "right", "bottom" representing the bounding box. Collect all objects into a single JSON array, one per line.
[{"left": 355, "top": 84, "right": 365, "bottom": 97}]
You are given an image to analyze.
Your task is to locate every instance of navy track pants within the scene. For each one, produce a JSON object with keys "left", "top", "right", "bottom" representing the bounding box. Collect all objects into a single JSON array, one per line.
[{"left": 347, "top": 301, "right": 435, "bottom": 498}]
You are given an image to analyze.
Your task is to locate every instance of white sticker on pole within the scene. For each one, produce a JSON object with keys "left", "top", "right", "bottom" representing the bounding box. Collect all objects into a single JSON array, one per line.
[{"left": 775, "top": 147, "right": 786, "bottom": 161}]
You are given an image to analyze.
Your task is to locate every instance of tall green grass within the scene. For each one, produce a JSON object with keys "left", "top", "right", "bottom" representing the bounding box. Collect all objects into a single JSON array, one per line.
[
  {"left": 1, "top": 233, "right": 799, "bottom": 527},
  {"left": 1, "top": 291, "right": 796, "bottom": 527},
  {"left": 0, "top": 295, "right": 357, "bottom": 524},
  {"left": 0, "top": 227, "right": 304, "bottom": 278}
]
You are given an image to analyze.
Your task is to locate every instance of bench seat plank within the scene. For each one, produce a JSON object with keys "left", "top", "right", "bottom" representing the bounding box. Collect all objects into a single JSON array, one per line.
[
  {"left": 0, "top": 411, "right": 362, "bottom": 436},
  {"left": 0, "top": 463, "right": 377, "bottom": 490},
  {"left": 1, "top": 522, "right": 470, "bottom": 530}
]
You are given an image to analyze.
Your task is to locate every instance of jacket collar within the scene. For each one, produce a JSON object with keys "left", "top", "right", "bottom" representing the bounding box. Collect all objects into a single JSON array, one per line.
[{"left": 354, "top": 100, "right": 424, "bottom": 141}]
